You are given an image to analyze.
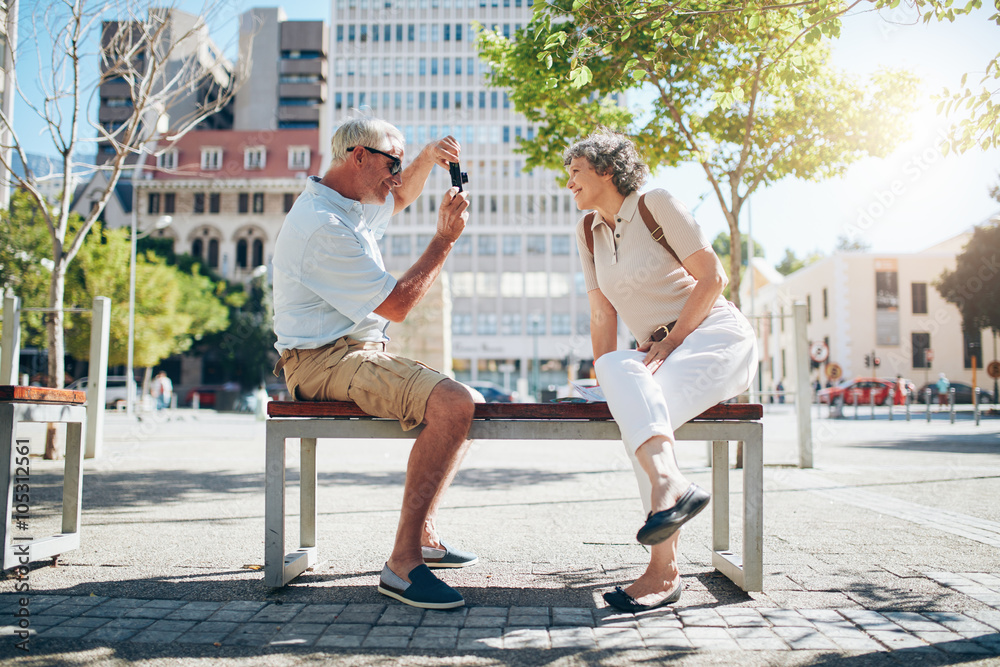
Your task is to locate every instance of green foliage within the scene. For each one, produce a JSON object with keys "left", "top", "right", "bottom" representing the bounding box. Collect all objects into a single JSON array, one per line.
[
  {"left": 775, "top": 247, "right": 825, "bottom": 276},
  {"left": 64, "top": 225, "right": 231, "bottom": 367},
  {"left": 0, "top": 191, "right": 54, "bottom": 348},
  {"left": 936, "top": 221, "right": 1000, "bottom": 333},
  {"left": 711, "top": 232, "right": 765, "bottom": 266},
  {"left": 478, "top": 0, "right": 921, "bottom": 305},
  {"left": 198, "top": 271, "right": 277, "bottom": 389},
  {"left": 835, "top": 234, "right": 872, "bottom": 252}
]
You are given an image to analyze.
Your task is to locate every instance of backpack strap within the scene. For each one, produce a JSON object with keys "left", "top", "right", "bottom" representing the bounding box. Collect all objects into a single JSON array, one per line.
[
  {"left": 584, "top": 195, "right": 686, "bottom": 269},
  {"left": 583, "top": 211, "right": 596, "bottom": 255},
  {"left": 637, "top": 193, "right": 683, "bottom": 265}
]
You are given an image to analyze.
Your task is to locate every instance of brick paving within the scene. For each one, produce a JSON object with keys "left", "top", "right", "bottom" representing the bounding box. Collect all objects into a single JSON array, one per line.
[{"left": 1, "top": 578, "right": 998, "bottom": 653}]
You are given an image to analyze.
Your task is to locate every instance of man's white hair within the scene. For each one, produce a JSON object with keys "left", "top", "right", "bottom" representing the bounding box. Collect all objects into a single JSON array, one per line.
[{"left": 329, "top": 117, "right": 405, "bottom": 167}]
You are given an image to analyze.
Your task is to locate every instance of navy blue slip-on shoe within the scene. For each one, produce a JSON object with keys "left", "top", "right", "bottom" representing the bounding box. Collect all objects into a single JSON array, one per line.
[
  {"left": 422, "top": 541, "right": 479, "bottom": 569},
  {"left": 603, "top": 583, "right": 682, "bottom": 613},
  {"left": 636, "top": 483, "right": 711, "bottom": 545},
  {"left": 377, "top": 563, "right": 465, "bottom": 610}
]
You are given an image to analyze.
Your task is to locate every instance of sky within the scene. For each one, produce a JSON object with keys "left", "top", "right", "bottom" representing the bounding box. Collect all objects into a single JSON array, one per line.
[{"left": 12, "top": 1, "right": 999, "bottom": 263}]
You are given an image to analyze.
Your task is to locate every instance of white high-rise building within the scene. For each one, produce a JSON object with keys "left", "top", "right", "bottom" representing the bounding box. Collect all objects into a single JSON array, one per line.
[{"left": 328, "top": 0, "right": 597, "bottom": 397}]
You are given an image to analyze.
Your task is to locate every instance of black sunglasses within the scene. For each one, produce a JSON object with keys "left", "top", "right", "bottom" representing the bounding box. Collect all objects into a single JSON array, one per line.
[{"left": 348, "top": 146, "right": 402, "bottom": 175}]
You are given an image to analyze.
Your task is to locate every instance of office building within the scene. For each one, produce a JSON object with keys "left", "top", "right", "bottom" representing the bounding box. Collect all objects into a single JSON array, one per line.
[{"left": 328, "top": 0, "right": 606, "bottom": 396}]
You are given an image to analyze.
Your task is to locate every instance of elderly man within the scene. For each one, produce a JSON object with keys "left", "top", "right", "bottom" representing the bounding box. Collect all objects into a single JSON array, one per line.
[{"left": 271, "top": 117, "right": 476, "bottom": 609}]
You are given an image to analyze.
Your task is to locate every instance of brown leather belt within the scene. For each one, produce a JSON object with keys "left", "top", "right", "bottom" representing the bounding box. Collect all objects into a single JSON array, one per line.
[{"left": 650, "top": 320, "right": 677, "bottom": 342}]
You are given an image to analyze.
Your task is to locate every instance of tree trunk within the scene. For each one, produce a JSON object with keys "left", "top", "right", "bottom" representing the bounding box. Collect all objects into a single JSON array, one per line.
[
  {"left": 44, "top": 263, "right": 67, "bottom": 460},
  {"left": 728, "top": 222, "right": 743, "bottom": 310}
]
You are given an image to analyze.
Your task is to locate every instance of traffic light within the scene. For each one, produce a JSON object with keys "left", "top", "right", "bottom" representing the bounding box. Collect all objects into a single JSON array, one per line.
[
  {"left": 864, "top": 354, "right": 871, "bottom": 368},
  {"left": 873, "top": 356, "right": 881, "bottom": 368}
]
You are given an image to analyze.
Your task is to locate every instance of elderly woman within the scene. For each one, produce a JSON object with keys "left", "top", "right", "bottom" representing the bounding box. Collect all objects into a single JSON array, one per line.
[{"left": 566, "top": 129, "right": 757, "bottom": 611}]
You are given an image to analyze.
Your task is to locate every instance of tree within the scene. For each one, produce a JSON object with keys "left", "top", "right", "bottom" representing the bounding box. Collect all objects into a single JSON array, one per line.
[
  {"left": 64, "top": 225, "right": 232, "bottom": 368},
  {"left": 775, "top": 248, "right": 824, "bottom": 276},
  {"left": 0, "top": 0, "right": 248, "bottom": 396},
  {"left": 478, "top": 1, "right": 920, "bottom": 307},
  {"left": 936, "top": 220, "right": 1000, "bottom": 333},
  {"left": 0, "top": 191, "right": 53, "bottom": 351}
]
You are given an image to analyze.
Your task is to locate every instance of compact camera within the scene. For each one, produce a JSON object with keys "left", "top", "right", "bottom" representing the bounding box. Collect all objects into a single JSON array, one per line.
[{"left": 449, "top": 162, "right": 469, "bottom": 192}]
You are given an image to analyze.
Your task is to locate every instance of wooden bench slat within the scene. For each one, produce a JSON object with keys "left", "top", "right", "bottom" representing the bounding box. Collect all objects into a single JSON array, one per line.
[
  {"left": 267, "top": 400, "right": 762, "bottom": 421},
  {"left": 0, "top": 385, "right": 87, "bottom": 404}
]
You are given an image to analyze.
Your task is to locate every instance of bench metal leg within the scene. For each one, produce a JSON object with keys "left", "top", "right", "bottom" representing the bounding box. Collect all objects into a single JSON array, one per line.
[
  {"left": 1, "top": 404, "right": 86, "bottom": 570},
  {"left": 711, "top": 440, "right": 729, "bottom": 553},
  {"left": 300, "top": 437, "right": 317, "bottom": 548},
  {"left": 265, "top": 429, "right": 318, "bottom": 587},
  {"left": 742, "top": 423, "right": 764, "bottom": 591}
]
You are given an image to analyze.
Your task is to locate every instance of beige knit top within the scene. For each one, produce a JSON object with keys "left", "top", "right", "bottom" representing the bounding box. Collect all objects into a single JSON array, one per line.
[{"left": 576, "top": 188, "right": 725, "bottom": 343}]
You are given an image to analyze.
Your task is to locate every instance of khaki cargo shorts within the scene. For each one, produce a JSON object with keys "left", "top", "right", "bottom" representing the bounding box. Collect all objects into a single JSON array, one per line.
[{"left": 274, "top": 337, "right": 447, "bottom": 431}]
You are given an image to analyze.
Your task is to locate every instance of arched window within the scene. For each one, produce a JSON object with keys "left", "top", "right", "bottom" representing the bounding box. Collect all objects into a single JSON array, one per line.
[
  {"left": 236, "top": 239, "right": 248, "bottom": 269},
  {"left": 252, "top": 239, "right": 264, "bottom": 267},
  {"left": 208, "top": 239, "right": 219, "bottom": 268},
  {"left": 192, "top": 238, "right": 203, "bottom": 259}
]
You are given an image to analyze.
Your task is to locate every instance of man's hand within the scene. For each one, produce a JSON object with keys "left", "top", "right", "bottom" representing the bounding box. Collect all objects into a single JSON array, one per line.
[
  {"left": 427, "top": 135, "right": 461, "bottom": 169},
  {"left": 437, "top": 187, "right": 469, "bottom": 243},
  {"left": 637, "top": 336, "right": 679, "bottom": 374}
]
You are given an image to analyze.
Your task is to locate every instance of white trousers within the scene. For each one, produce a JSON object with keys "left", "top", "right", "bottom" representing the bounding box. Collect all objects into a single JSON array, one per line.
[{"left": 594, "top": 303, "right": 758, "bottom": 513}]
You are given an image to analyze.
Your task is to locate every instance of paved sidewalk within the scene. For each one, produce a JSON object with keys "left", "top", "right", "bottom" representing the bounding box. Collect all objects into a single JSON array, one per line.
[{"left": 0, "top": 406, "right": 998, "bottom": 664}]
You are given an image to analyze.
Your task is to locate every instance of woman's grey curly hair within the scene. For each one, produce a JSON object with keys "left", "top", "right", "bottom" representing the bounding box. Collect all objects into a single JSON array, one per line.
[{"left": 563, "top": 128, "right": 649, "bottom": 196}]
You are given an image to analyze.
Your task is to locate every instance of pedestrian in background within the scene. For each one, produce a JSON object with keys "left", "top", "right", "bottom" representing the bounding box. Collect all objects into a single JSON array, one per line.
[
  {"left": 936, "top": 372, "right": 950, "bottom": 410},
  {"left": 151, "top": 371, "right": 172, "bottom": 410}
]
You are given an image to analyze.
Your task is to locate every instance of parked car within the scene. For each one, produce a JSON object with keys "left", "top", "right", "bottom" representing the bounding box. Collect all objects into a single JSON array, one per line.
[
  {"left": 915, "top": 382, "right": 994, "bottom": 404},
  {"left": 817, "top": 377, "right": 909, "bottom": 406},
  {"left": 467, "top": 381, "right": 515, "bottom": 403},
  {"left": 65, "top": 376, "right": 138, "bottom": 408},
  {"left": 184, "top": 385, "right": 225, "bottom": 408}
]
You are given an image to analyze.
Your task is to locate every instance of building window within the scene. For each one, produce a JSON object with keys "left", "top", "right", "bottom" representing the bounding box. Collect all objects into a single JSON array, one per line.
[
  {"left": 551, "top": 314, "right": 571, "bottom": 335},
  {"left": 244, "top": 146, "right": 266, "bottom": 170},
  {"left": 209, "top": 193, "right": 220, "bottom": 214},
  {"left": 822, "top": 287, "right": 828, "bottom": 319},
  {"left": 288, "top": 146, "right": 311, "bottom": 171},
  {"left": 452, "top": 313, "right": 472, "bottom": 335},
  {"left": 453, "top": 236, "right": 471, "bottom": 255},
  {"left": 527, "top": 314, "right": 545, "bottom": 335},
  {"left": 253, "top": 193, "right": 265, "bottom": 214},
  {"left": 576, "top": 313, "right": 590, "bottom": 335},
  {"left": 236, "top": 239, "right": 248, "bottom": 269},
  {"left": 551, "top": 235, "right": 571, "bottom": 255},
  {"left": 163, "top": 192, "right": 175, "bottom": 214},
  {"left": 207, "top": 239, "right": 219, "bottom": 268},
  {"left": 964, "top": 328, "right": 983, "bottom": 369},
  {"left": 527, "top": 235, "right": 546, "bottom": 254},
  {"left": 193, "top": 193, "right": 205, "bottom": 214},
  {"left": 253, "top": 239, "right": 264, "bottom": 267},
  {"left": 391, "top": 235, "right": 411, "bottom": 256},
  {"left": 502, "top": 235, "right": 521, "bottom": 256},
  {"left": 477, "top": 313, "right": 497, "bottom": 335},
  {"left": 912, "top": 332, "right": 931, "bottom": 368},
  {"left": 478, "top": 235, "right": 496, "bottom": 255},
  {"left": 239, "top": 193, "right": 249, "bottom": 214},
  {"left": 147, "top": 192, "right": 160, "bottom": 214},
  {"left": 283, "top": 193, "right": 296, "bottom": 213},
  {"left": 201, "top": 147, "right": 222, "bottom": 171},
  {"left": 501, "top": 313, "right": 521, "bottom": 335},
  {"left": 157, "top": 149, "right": 177, "bottom": 170},
  {"left": 912, "top": 282, "right": 928, "bottom": 314}
]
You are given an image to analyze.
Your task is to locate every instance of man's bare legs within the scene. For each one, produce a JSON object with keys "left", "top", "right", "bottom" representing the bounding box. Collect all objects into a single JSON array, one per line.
[
  {"left": 386, "top": 379, "right": 475, "bottom": 581},
  {"left": 625, "top": 434, "right": 688, "bottom": 602}
]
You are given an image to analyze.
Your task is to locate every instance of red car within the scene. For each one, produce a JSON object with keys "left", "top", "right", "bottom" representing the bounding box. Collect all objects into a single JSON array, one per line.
[{"left": 818, "top": 378, "right": 912, "bottom": 406}]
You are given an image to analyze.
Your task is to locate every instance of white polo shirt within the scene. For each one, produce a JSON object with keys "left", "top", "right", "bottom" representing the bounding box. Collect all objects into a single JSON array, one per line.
[{"left": 272, "top": 176, "right": 397, "bottom": 353}]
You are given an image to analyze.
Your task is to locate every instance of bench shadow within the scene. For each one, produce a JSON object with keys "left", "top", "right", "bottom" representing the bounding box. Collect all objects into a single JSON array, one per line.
[{"left": 18, "top": 466, "right": 618, "bottom": 516}]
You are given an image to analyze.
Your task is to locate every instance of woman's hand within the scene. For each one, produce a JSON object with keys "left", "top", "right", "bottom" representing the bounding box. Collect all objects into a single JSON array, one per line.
[{"left": 637, "top": 336, "right": 679, "bottom": 374}]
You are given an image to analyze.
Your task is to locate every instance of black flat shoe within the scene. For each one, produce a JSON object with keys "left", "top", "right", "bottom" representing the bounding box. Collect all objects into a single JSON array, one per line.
[
  {"left": 636, "top": 483, "right": 711, "bottom": 545},
  {"left": 602, "top": 583, "right": 683, "bottom": 613}
]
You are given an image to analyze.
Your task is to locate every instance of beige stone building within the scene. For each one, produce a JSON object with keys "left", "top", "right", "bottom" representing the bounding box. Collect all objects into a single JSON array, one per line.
[{"left": 743, "top": 229, "right": 999, "bottom": 398}]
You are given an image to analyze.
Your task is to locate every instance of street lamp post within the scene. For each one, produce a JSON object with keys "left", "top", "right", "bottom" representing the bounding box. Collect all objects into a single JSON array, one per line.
[{"left": 126, "top": 213, "right": 173, "bottom": 417}]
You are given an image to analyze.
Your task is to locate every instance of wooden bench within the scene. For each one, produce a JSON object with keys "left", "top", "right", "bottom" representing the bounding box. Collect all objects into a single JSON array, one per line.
[
  {"left": 265, "top": 401, "right": 764, "bottom": 592},
  {"left": 0, "top": 386, "right": 87, "bottom": 570}
]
